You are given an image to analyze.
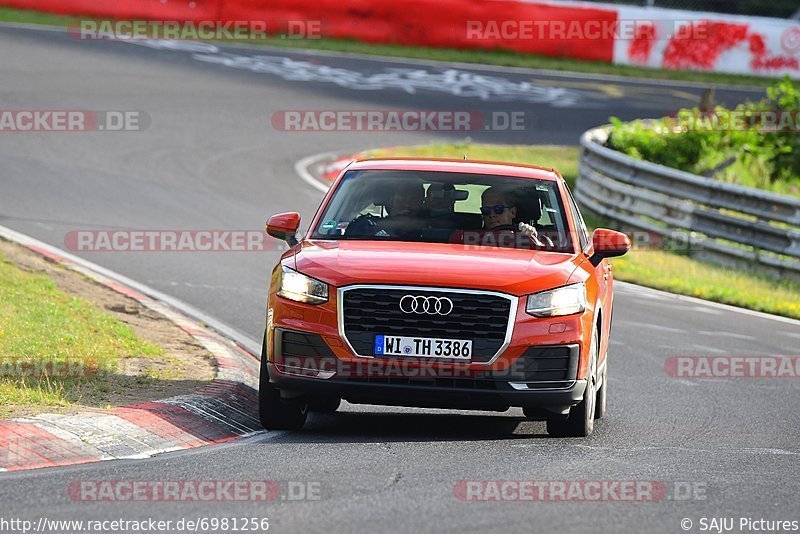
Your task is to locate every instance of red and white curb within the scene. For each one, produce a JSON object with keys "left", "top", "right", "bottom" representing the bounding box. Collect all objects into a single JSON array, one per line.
[
  {"left": 295, "top": 151, "right": 359, "bottom": 193},
  {"left": 0, "top": 224, "right": 263, "bottom": 472},
  {"left": 321, "top": 155, "right": 358, "bottom": 183}
]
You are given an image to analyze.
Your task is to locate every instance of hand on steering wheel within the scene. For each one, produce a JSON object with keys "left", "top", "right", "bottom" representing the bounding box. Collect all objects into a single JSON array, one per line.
[{"left": 518, "top": 222, "right": 554, "bottom": 248}]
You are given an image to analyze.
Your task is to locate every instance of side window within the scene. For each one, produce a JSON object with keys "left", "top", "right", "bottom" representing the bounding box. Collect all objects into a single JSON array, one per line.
[{"left": 566, "top": 188, "right": 590, "bottom": 252}]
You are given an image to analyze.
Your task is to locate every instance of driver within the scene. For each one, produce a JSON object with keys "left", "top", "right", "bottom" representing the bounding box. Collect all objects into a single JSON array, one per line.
[
  {"left": 480, "top": 186, "right": 548, "bottom": 248},
  {"left": 480, "top": 187, "right": 517, "bottom": 230}
]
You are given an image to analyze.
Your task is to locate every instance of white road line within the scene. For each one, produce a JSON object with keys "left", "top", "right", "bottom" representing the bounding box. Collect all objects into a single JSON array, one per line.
[
  {"left": 0, "top": 22, "right": 766, "bottom": 92},
  {"left": 0, "top": 224, "right": 261, "bottom": 355},
  {"left": 728, "top": 448, "right": 800, "bottom": 456},
  {"left": 617, "top": 281, "right": 800, "bottom": 327},
  {"left": 176, "top": 36, "right": 766, "bottom": 92},
  {"left": 675, "top": 379, "right": 700, "bottom": 386},
  {"left": 150, "top": 279, "right": 264, "bottom": 293},
  {"left": 618, "top": 321, "right": 683, "bottom": 333},
  {"left": 294, "top": 151, "right": 342, "bottom": 193},
  {"left": 689, "top": 345, "right": 729, "bottom": 354},
  {"left": 617, "top": 286, "right": 670, "bottom": 300},
  {"left": 562, "top": 445, "right": 800, "bottom": 456},
  {"left": 0, "top": 21, "right": 64, "bottom": 33},
  {"left": 689, "top": 306, "right": 723, "bottom": 315},
  {"left": 697, "top": 330, "right": 755, "bottom": 341}
]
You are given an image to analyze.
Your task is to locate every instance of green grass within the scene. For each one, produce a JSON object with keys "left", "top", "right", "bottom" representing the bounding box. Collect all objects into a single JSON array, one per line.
[
  {"left": 0, "top": 250, "right": 163, "bottom": 416},
  {"left": 610, "top": 251, "right": 800, "bottom": 319},
  {"left": 0, "top": 7, "right": 774, "bottom": 87},
  {"left": 360, "top": 142, "right": 800, "bottom": 320},
  {"left": 0, "top": 6, "right": 73, "bottom": 26}
]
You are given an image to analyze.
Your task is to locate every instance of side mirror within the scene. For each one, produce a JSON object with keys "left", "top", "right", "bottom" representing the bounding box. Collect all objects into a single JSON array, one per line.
[
  {"left": 590, "top": 228, "right": 631, "bottom": 266},
  {"left": 266, "top": 212, "right": 301, "bottom": 246}
]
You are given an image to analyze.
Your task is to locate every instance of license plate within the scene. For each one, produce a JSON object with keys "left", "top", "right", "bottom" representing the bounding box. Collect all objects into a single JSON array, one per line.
[{"left": 374, "top": 335, "right": 472, "bottom": 360}]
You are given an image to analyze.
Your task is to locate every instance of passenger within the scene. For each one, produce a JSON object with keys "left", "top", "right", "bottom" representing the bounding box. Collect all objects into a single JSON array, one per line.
[
  {"left": 424, "top": 183, "right": 456, "bottom": 215},
  {"left": 381, "top": 180, "right": 426, "bottom": 240},
  {"left": 385, "top": 180, "right": 425, "bottom": 218},
  {"left": 343, "top": 179, "right": 424, "bottom": 238}
]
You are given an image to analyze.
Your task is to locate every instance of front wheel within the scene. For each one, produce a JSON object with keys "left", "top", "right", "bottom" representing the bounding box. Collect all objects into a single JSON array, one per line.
[
  {"left": 547, "top": 329, "right": 598, "bottom": 437},
  {"left": 259, "top": 348, "right": 308, "bottom": 431}
]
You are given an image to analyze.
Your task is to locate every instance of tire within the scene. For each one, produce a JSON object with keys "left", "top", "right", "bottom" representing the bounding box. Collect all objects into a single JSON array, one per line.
[
  {"left": 309, "top": 396, "right": 341, "bottom": 413},
  {"left": 259, "top": 340, "right": 308, "bottom": 431},
  {"left": 595, "top": 358, "right": 608, "bottom": 419},
  {"left": 547, "top": 328, "right": 598, "bottom": 437}
]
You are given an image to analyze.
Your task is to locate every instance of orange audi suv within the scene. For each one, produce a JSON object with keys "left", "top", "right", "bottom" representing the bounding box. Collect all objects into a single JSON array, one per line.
[{"left": 261, "top": 159, "right": 630, "bottom": 436}]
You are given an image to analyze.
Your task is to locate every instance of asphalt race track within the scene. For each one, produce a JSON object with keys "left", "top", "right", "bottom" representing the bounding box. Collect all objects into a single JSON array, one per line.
[{"left": 1, "top": 24, "right": 799, "bottom": 533}]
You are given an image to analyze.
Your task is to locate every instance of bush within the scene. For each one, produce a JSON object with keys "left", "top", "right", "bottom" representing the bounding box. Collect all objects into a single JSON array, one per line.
[{"left": 607, "top": 77, "right": 800, "bottom": 196}]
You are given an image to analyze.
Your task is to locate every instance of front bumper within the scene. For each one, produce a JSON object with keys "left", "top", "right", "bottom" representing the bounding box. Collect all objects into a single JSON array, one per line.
[
  {"left": 267, "top": 285, "right": 593, "bottom": 413},
  {"left": 268, "top": 362, "right": 587, "bottom": 412}
]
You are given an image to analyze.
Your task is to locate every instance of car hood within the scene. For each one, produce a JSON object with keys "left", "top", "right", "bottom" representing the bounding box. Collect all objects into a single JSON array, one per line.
[{"left": 293, "top": 240, "right": 581, "bottom": 296}]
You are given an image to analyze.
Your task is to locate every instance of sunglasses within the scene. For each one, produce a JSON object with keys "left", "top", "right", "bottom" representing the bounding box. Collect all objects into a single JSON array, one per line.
[{"left": 480, "top": 204, "right": 510, "bottom": 215}]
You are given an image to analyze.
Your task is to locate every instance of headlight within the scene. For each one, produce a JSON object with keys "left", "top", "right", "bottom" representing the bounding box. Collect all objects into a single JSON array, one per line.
[
  {"left": 526, "top": 283, "right": 586, "bottom": 317},
  {"left": 277, "top": 266, "right": 329, "bottom": 305}
]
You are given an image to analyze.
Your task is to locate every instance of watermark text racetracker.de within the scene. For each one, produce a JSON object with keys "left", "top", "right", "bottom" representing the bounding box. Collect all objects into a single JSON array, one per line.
[
  {"left": 0, "top": 110, "right": 149, "bottom": 132},
  {"left": 64, "top": 230, "right": 281, "bottom": 252},
  {"left": 69, "top": 19, "right": 323, "bottom": 41},
  {"left": 454, "top": 480, "right": 707, "bottom": 502},
  {"left": 464, "top": 19, "right": 708, "bottom": 41},
  {"left": 665, "top": 356, "right": 800, "bottom": 379},
  {"left": 67, "top": 479, "right": 321, "bottom": 502},
  {"left": 666, "top": 109, "right": 800, "bottom": 133},
  {"left": 0, "top": 357, "right": 93, "bottom": 378},
  {"left": 271, "top": 110, "right": 526, "bottom": 132},
  {"left": 65, "top": 227, "right": 700, "bottom": 254}
]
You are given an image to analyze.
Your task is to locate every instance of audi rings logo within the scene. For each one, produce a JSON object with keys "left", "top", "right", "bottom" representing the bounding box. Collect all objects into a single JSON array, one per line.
[{"left": 399, "top": 295, "right": 454, "bottom": 316}]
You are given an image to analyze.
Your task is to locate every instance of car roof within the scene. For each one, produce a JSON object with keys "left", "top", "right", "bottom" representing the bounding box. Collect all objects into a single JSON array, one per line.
[{"left": 347, "top": 158, "right": 562, "bottom": 182}]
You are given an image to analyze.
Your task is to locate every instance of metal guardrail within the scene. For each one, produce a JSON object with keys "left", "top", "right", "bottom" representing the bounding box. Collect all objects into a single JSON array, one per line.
[{"left": 575, "top": 126, "right": 800, "bottom": 280}]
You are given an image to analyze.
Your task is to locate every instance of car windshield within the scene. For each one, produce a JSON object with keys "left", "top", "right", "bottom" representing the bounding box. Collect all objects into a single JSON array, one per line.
[{"left": 310, "top": 169, "right": 574, "bottom": 253}]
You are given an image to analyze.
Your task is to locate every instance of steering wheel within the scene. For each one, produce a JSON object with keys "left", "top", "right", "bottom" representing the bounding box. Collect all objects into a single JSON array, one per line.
[
  {"left": 345, "top": 214, "right": 386, "bottom": 237},
  {"left": 488, "top": 224, "right": 517, "bottom": 231}
]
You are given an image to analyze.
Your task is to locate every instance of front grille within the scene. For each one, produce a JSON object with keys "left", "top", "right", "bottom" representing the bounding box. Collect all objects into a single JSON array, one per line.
[{"left": 341, "top": 287, "right": 513, "bottom": 363}]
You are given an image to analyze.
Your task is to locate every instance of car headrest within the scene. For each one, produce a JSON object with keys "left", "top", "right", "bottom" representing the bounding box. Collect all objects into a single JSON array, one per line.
[{"left": 513, "top": 188, "right": 543, "bottom": 224}]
